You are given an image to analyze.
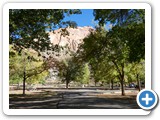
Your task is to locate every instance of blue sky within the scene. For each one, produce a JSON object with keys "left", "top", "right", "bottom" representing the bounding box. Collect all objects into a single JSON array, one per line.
[
  {"left": 63, "top": 9, "right": 111, "bottom": 30},
  {"left": 64, "top": 9, "right": 97, "bottom": 27}
]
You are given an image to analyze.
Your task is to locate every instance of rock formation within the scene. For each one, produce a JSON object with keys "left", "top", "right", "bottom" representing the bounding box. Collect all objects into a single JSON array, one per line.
[{"left": 49, "top": 26, "right": 94, "bottom": 52}]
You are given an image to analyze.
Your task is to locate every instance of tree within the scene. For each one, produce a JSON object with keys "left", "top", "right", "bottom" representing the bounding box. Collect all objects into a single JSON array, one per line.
[
  {"left": 10, "top": 45, "right": 23, "bottom": 85},
  {"left": 94, "top": 9, "right": 130, "bottom": 26},
  {"left": 82, "top": 9, "right": 145, "bottom": 95},
  {"left": 108, "top": 27, "right": 130, "bottom": 95},
  {"left": 93, "top": 9, "right": 145, "bottom": 62},
  {"left": 56, "top": 56, "right": 91, "bottom": 88},
  {"left": 58, "top": 59, "right": 78, "bottom": 88},
  {"left": 89, "top": 55, "right": 116, "bottom": 88},
  {"left": 9, "top": 9, "right": 81, "bottom": 52},
  {"left": 9, "top": 45, "right": 49, "bottom": 95},
  {"left": 75, "top": 63, "right": 90, "bottom": 87},
  {"left": 78, "top": 26, "right": 131, "bottom": 95},
  {"left": 93, "top": 9, "right": 144, "bottom": 26},
  {"left": 129, "top": 60, "right": 145, "bottom": 91},
  {"left": 9, "top": 9, "right": 82, "bottom": 94}
]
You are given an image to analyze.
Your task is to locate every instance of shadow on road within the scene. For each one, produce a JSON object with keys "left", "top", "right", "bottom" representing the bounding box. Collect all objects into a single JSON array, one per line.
[{"left": 9, "top": 89, "right": 140, "bottom": 109}]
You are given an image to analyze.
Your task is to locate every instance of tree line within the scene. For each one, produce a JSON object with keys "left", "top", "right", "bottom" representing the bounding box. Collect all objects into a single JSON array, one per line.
[{"left": 9, "top": 9, "right": 145, "bottom": 95}]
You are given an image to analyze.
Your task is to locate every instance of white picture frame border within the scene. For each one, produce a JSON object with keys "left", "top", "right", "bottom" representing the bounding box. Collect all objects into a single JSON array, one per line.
[{"left": 3, "top": 2, "right": 151, "bottom": 115}]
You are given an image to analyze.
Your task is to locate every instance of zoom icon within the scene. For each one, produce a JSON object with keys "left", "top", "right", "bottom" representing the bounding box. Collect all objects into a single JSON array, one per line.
[{"left": 137, "top": 89, "right": 158, "bottom": 110}]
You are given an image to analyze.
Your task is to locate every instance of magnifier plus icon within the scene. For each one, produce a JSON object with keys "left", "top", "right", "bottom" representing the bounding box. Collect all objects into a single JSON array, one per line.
[
  {"left": 137, "top": 89, "right": 158, "bottom": 110},
  {"left": 141, "top": 93, "right": 153, "bottom": 105}
]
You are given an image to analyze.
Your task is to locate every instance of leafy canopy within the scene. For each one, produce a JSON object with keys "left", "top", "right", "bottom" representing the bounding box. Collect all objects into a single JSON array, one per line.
[
  {"left": 9, "top": 45, "right": 49, "bottom": 85},
  {"left": 9, "top": 9, "right": 81, "bottom": 51}
]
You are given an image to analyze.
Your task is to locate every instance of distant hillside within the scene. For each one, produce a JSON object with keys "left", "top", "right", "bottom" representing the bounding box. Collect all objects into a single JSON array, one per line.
[{"left": 49, "top": 26, "right": 94, "bottom": 51}]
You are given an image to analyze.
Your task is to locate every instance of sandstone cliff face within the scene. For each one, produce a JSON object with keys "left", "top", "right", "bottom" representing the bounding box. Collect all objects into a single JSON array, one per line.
[
  {"left": 41, "top": 26, "right": 94, "bottom": 61},
  {"left": 49, "top": 26, "right": 94, "bottom": 51}
]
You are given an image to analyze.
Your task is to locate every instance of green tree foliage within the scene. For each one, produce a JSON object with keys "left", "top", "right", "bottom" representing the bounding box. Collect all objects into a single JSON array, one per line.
[
  {"left": 10, "top": 45, "right": 23, "bottom": 84},
  {"left": 9, "top": 45, "right": 49, "bottom": 94},
  {"left": 89, "top": 55, "right": 116, "bottom": 87},
  {"left": 94, "top": 9, "right": 144, "bottom": 26},
  {"left": 128, "top": 60, "right": 145, "bottom": 91},
  {"left": 93, "top": 9, "right": 145, "bottom": 62},
  {"left": 94, "top": 9, "right": 129, "bottom": 26},
  {"left": 82, "top": 63, "right": 90, "bottom": 85},
  {"left": 81, "top": 9, "right": 145, "bottom": 95},
  {"left": 78, "top": 22, "right": 144, "bottom": 95},
  {"left": 9, "top": 9, "right": 81, "bottom": 51},
  {"left": 58, "top": 57, "right": 91, "bottom": 88},
  {"left": 75, "top": 63, "right": 90, "bottom": 86},
  {"left": 9, "top": 9, "right": 81, "bottom": 93},
  {"left": 9, "top": 9, "right": 145, "bottom": 96},
  {"left": 58, "top": 59, "right": 78, "bottom": 88}
]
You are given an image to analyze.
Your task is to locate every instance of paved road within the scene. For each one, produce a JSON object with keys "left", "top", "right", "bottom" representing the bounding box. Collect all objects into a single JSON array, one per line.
[{"left": 9, "top": 89, "right": 140, "bottom": 109}]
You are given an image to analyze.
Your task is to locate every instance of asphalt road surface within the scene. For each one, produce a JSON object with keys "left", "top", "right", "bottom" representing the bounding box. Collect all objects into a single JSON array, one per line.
[{"left": 9, "top": 89, "right": 140, "bottom": 109}]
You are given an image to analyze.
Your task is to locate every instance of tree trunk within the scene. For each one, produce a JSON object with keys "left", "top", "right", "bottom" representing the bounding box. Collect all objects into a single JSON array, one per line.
[
  {"left": 22, "top": 51, "right": 26, "bottom": 95},
  {"left": 109, "top": 80, "right": 111, "bottom": 89},
  {"left": 95, "top": 81, "right": 97, "bottom": 87},
  {"left": 17, "top": 82, "right": 20, "bottom": 89},
  {"left": 23, "top": 70, "right": 26, "bottom": 95},
  {"left": 112, "top": 61, "right": 125, "bottom": 96},
  {"left": 121, "top": 63, "right": 125, "bottom": 96},
  {"left": 120, "top": 78, "right": 125, "bottom": 96},
  {"left": 66, "top": 80, "right": 69, "bottom": 89},
  {"left": 136, "top": 74, "right": 141, "bottom": 91},
  {"left": 111, "top": 79, "right": 114, "bottom": 90},
  {"left": 120, "top": 64, "right": 125, "bottom": 96},
  {"left": 118, "top": 68, "right": 125, "bottom": 96}
]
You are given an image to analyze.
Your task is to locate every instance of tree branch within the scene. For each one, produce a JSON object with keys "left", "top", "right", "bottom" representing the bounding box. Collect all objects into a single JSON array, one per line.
[{"left": 112, "top": 60, "right": 122, "bottom": 78}]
